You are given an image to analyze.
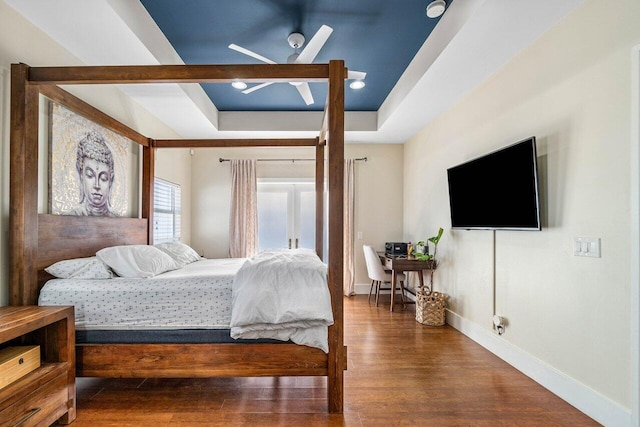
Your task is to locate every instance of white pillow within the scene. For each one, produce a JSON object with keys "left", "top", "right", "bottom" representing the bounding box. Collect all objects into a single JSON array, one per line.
[
  {"left": 45, "top": 256, "right": 114, "bottom": 279},
  {"left": 96, "top": 245, "right": 179, "bottom": 278},
  {"left": 154, "top": 242, "right": 201, "bottom": 268}
]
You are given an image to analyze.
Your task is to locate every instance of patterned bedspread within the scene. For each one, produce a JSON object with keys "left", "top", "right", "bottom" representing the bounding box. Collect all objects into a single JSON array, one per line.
[{"left": 38, "top": 258, "right": 245, "bottom": 330}]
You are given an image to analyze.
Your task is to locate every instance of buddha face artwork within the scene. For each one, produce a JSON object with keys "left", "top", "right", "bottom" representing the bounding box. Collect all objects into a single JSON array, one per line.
[{"left": 49, "top": 103, "right": 134, "bottom": 217}]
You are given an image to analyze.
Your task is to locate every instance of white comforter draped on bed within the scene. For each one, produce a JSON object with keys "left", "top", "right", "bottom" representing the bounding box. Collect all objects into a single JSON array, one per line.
[{"left": 230, "top": 249, "right": 334, "bottom": 352}]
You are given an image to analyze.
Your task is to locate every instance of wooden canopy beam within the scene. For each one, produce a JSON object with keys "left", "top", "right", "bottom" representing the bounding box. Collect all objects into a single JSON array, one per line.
[
  {"left": 155, "top": 138, "right": 317, "bottom": 149},
  {"left": 27, "top": 64, "right": 331, "bottom": 85},
  {"left": 38, "top": 85, "right": 149, "bottom": 147}
]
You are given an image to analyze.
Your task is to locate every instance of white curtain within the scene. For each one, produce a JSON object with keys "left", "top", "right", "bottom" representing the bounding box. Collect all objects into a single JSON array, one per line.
[
  {"left": 343, "top": 159, "right": 356, "bottom": 296},
  {"left": 229, "top": 159, "right": 258, "bottom": 258}
]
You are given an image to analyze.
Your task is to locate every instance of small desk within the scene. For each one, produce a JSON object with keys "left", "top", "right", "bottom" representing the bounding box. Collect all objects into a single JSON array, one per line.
[{"left": 380, "top": 254, "right": 437, "bottom": 312}]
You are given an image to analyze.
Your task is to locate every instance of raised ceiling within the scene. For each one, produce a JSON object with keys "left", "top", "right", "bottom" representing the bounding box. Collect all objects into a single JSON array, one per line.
[
  {"left": 139, "top": 0, "right": 445, "bottom": 112},
  {"left": 5, "top": 0, "right": 585, "bottom": 143}
]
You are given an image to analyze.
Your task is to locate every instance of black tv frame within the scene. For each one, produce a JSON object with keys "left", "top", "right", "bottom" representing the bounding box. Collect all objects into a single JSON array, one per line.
[{"left": 447, "top": 137, "right": 542, "bottom": 231}]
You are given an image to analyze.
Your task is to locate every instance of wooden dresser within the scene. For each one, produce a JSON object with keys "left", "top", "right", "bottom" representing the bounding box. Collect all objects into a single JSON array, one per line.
[{"left": 0, "top": 306, "right": 75, "bottom": 426}]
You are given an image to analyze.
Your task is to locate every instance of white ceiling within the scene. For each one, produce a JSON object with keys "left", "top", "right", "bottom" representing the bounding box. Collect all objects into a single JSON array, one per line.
[{"left": 6, "top": 0, "right": 584, "bottom": 143}]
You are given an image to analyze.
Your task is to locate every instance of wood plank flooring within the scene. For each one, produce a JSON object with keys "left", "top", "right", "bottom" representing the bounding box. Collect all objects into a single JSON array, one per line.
[{"left": 70, "top": 295, "right": 600, "bottom": 426}]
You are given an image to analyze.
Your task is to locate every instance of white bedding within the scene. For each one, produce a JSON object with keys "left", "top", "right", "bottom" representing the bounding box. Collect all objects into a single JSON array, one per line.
[
  {"left": 230, "top": 249, "right": 333, "bottom": 353},
  {"left": 39, "top": 251, "right": 333, "bottom": 352},
  {"left": 38, "top": 258, "right": 245, "bottom": 330}
]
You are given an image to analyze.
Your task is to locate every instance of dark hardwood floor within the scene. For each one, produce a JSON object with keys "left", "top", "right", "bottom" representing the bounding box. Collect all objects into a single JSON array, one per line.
[{"left": 70, "top": 295, "right": 600, "bottom": 426}]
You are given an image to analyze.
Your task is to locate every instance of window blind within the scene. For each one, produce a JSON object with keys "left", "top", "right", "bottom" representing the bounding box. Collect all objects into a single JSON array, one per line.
[{"left": 154, "top": 178, "right": 181, "bottom": 243}]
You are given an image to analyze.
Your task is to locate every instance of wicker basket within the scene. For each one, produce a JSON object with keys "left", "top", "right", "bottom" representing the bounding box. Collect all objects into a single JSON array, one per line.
[{"left": 416, "top": 290, "right": 446, "bottom": 326}]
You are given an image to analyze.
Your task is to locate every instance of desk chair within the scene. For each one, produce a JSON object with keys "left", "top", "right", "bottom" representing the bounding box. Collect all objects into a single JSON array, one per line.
[{"left": 363, "top": 245, "right": 407, "bottom": 307}]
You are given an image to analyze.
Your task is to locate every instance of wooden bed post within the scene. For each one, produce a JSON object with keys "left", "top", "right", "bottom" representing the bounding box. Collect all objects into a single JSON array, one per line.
[
  {"left": 9, "top": 63, "right": 40, "bottom": 306},
  {"left": 326, "top": 60, "right": 345, "bottom": 413},
  {"left": 315, "top": 137, "right": 325, "bottom": 259},
  {"left": 142, "top": 139, "right": 156, "bottom": 244}
]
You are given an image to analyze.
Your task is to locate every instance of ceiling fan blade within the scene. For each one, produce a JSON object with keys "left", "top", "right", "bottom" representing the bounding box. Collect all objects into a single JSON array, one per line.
[
  {"left": 295, "top": 82, "right": 314, "bottom": 105},
  {"left": 242, "top": 82, "right": 275, "bottom": 94},
  {"left": 348, "top": 70, "right": 367, "bottom": 80},
  {"left": 295, "top": 25, "right": 333, "bottom": 64},
  {"left": 228, "top": 44, "right": 277, "bottom": 65}
]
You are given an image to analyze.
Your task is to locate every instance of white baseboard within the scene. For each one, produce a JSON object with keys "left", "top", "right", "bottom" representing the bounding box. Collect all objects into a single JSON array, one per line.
[
  {"left": 445, "top": 310, "right": 632, "bottom": 427},
  {"left": 354, "top": 283, "right": 372, "bottom": 295}
]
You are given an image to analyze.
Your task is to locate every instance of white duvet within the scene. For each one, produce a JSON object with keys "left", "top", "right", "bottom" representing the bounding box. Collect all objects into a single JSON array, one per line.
[{"left": 230, "top": 249, "right": 334, "bottom": 352}]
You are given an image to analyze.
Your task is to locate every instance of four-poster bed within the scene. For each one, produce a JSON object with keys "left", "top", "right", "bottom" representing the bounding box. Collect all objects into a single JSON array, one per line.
[{"left": 9, "top": 61, "right": 346, "bottom": 413}]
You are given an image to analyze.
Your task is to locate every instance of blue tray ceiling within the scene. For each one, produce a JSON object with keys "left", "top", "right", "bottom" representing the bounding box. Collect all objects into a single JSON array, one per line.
[{"left": 140, "top": 0, "right": 448, "bottom": 111}]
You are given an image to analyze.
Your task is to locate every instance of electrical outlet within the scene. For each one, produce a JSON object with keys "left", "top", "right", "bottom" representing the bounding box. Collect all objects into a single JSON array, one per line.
[
  {"left": 493, "top": 315, "right": 506, "bottom": 335},
  {"left": 357, "top": 231, "right": 363, "bottom": 240}
]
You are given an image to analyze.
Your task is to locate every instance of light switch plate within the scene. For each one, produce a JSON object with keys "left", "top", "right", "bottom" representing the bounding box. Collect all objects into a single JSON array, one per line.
[{"left": 573, "top": 237, "right": 601, "bottom": 258}]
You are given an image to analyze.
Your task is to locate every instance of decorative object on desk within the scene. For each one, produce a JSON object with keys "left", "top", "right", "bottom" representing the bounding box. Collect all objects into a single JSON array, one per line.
[
  {"left": 413, "top": 228, "right": 443, "bottom": 263},
  {"left": 416, "top": 227, "right": 446, "bottom": 326},
  {"left": 414, "top": 241, "right": 428, "bottom": 255}
]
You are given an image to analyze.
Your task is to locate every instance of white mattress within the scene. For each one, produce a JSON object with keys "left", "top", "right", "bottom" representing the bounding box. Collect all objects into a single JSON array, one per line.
[{"left": 38, "top": 258, "right": 245, "bottom": 330}]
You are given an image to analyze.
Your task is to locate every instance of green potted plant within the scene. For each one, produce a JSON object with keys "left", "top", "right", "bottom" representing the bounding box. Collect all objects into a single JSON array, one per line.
[{"left": 413, "top": 227, "right": 443, "bottom": 265}]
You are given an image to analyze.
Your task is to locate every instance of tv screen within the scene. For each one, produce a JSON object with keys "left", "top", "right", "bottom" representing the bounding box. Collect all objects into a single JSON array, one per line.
[{"left": 447, "top": 137, "right": 541, "bottom": 230}]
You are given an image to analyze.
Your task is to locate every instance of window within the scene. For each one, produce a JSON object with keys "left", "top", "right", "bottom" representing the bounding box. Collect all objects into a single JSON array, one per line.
[
  {"left": 153, "top": 178, "right": 181, "bottom": 243},
  {"left": 257, "top": 179, "right": 327, "bottom": 260}
]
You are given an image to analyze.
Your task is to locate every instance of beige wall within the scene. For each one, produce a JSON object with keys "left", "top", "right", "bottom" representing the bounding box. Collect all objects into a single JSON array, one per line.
[
  {"left": 404, "top": 0, "right": 639, "bottom": 409},
  {"left": 0, "top": 1, "right": 181, "bottom": 306},
  {"left": 187, "top": 144, "right": 403, "bottom": 286},
  {"left": 346, "top": 144, "right": 404, "bottom": 289}
]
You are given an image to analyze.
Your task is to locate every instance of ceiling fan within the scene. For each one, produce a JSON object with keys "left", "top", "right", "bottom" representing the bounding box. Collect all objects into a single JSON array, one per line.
[{"left": 229, "top": 25, "right": 366, "bottom": 105}]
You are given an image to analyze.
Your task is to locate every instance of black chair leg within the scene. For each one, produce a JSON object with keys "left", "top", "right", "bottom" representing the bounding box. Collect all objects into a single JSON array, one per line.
[
  {"left": 399, "top": 281, "right": 406, "bottom": 303},
  {"left": 375, "top": 281, "right": 381, "bottom": 307},
  {"left": 368, "top": 280, "right": 375, "bottom": 303}
]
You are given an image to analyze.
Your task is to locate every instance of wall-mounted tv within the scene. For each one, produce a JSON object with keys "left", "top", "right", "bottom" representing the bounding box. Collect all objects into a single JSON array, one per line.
[{"left": 447, "top": 137, "right": 541, "bottom": 230}]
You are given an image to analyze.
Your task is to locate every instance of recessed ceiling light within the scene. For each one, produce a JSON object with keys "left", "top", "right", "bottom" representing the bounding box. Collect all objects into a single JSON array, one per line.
[
  {"left": 426, "top": 0, "right": 446, "bottom": 18},
  {"left": 350, "top": 80, "right": 365, "bottom": 90},
  {"left": 231, "top": 81, "right": 247, "bottom": 90}
]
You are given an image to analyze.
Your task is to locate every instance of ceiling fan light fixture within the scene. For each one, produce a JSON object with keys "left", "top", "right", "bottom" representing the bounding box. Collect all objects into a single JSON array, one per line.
[
  {"left": 287, "top": 32, "right": 305, "bottom": 49},
  {"left": 231, "top": 80, "right": 247, "bottom": 90},
  {"left": 426, "top": 0, "right": 446, "bottom": 18},
  {"left": 350, "top": 80, "right": 366, "bottom": 90}
]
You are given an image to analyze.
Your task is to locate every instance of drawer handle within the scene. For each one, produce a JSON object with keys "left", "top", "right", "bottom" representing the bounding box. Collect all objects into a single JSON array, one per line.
[{"left": 11, "top": 407, "right": 41, "bottom": 427}]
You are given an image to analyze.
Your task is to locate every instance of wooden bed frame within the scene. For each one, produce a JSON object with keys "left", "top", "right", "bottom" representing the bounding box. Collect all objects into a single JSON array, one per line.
[{"left": 9, "top": 62, "right": 346, "bottom": 413}]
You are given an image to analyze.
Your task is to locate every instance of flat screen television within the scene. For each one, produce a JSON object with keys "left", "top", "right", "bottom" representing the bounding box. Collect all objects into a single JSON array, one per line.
[{"left": 447, "top": 137, "right": 541, "bottom": 230}]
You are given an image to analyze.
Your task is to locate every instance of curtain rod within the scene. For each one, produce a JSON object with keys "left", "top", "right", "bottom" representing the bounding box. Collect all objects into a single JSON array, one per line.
[{"left": 218, "top": 157, "right": 367, "bottom": 163}]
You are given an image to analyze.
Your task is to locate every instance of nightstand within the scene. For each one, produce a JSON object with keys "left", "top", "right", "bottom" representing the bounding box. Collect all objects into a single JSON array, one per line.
[{"left": 0, "top": 306, "right": 75, "bottom": 426}]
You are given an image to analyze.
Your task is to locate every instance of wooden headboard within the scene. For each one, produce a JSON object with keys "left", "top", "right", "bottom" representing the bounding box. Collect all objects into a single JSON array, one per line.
[
  {"left": 36, "top": 214, "right": 147, "bottom": 290},
  {"left": 37, "top": 214, "right": 147, "bottom": 270}
]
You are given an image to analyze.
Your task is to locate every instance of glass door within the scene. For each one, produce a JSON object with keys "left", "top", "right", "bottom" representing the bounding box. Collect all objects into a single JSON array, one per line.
[{"left": 257, "top": 180, "right": 324, "bottom": 254}]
